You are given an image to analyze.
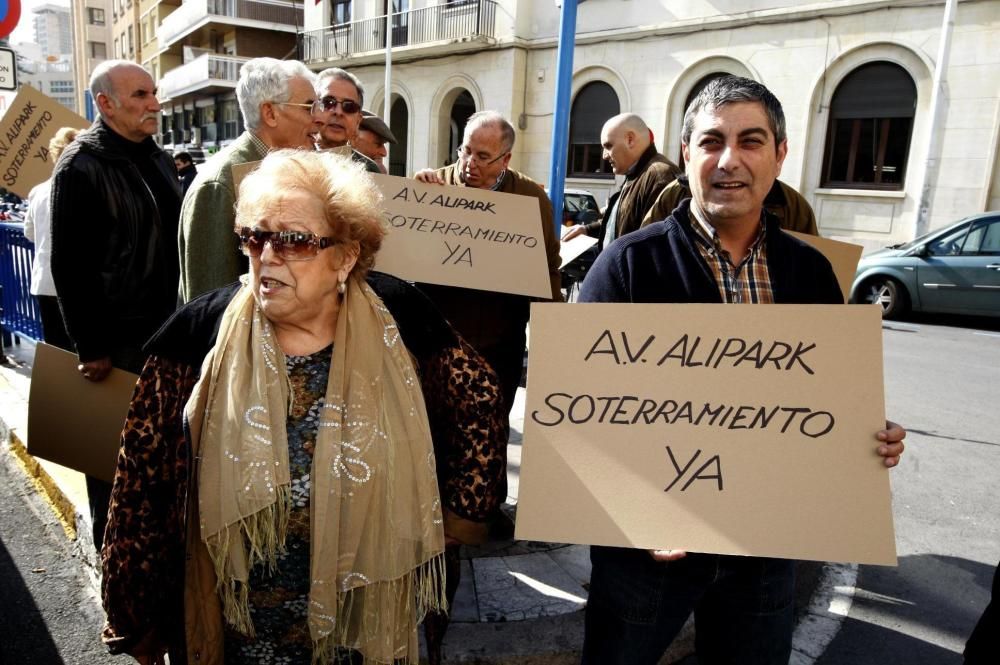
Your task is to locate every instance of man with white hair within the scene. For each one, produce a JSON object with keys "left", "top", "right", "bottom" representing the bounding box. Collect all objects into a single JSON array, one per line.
[
  {"left": 178, "top": 57, "right": 321, "bottom": 302},
  {"left": 49, "top": 59, "right": 182, "bottom": 552},
  {"left": 564, "top": 112, "right": 680, "bottom": 250}
]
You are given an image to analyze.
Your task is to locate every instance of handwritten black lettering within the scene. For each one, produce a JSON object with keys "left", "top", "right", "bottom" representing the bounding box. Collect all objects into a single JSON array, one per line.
[
  {"left": 530, "top": 392, "right": 836, "bottom": 438},
  {"left": 442, "top": 241, "right": 473, "bottom": 266},
  {"left": 664, "top": 446, "right": 724, "bottom": 492}
]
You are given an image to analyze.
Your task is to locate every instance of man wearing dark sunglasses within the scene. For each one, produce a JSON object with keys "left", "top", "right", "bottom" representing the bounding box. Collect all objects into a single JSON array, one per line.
[
  {"left": 178, "top": 58, "right": 322, "bottom": 302},
  {"left": 313, "top": 68, "right": 380, "bottom": 174}
]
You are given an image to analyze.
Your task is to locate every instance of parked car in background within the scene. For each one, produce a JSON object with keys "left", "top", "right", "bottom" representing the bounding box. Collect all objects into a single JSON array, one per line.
[
  {"left": 850, "top": 211, "right": 1000, "bottom": 319},
  {"left": 562, "top": 188, "right": 601, "bottom": 226}
]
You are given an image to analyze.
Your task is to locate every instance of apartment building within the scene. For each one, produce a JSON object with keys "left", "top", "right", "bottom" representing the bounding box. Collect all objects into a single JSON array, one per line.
[
  {"left": 70, "top": 0, "right": 111, "bottom": 117},
  {"left": 300, "top": 0, "right": 1000, "bottom": 245}
]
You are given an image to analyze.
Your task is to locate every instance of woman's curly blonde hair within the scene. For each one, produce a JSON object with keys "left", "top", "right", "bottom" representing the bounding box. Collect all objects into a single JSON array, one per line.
[{"left": 235, "top": 149, "right": 386, "bottom": 277}]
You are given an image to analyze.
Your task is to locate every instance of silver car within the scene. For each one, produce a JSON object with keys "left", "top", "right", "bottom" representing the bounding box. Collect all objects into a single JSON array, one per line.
[{"left": 850, "top": 211, "right": 1000, "bottom": 319}]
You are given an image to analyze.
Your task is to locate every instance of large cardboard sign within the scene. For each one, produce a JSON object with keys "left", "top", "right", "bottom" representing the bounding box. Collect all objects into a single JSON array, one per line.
[
  {"left": 372, "top": 174, "right": 552, "bottom": 298},
  {"left": 515, "top": 304, "right": 896, "bottom": 565},
  {"left": 0, "top": 85, "right": 90, "bottom": 197},
  {"left": 789, "top": 231, "right": 864, "bottom": 303},
  {"left": 27, "top": 343, "right": 138, "bottom": 484}
]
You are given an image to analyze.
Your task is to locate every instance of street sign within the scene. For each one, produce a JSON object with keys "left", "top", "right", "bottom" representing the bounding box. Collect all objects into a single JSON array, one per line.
[
  {"left": 0, "top": 1, "right": 20, "bottom": 39},
  {"left": 0, "top": 47, "right": 17, "bottom": 91}
]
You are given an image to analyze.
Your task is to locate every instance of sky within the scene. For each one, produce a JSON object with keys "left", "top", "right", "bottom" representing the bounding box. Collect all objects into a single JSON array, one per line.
[{"left": 9, "top": 0, "right": 71, "bottom": 46}]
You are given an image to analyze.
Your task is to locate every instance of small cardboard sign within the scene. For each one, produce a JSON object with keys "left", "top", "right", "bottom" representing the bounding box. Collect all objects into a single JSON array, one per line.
[
  {"left": 0, "top": 85, "right": 91, "bottom": 197},
  {"left": 372, "top": 174, "right": 552, "bottom": 298},
  {"left": 789, "top": 231, "right": 864, "bottom": 303},
  {"left": 27, "top": 343, "right": 139, "bottom": 484},
  {"left": 559, "top": 227, "right": 598, "bottom": 269},
  {"left": 515, "top": 303, "right": 897, "bottom": 565}
]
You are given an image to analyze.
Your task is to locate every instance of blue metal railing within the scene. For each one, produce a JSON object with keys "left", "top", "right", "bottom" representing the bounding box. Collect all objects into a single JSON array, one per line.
[{"left": 0, "top": 222, "right": 42, "bottom": 344}]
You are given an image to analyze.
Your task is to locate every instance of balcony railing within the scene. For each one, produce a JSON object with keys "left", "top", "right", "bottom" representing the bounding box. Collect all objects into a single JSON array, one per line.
[
  {"left": 159, "top": 0, "right": 302, "bottom": 47},
  {"left": 301, "top": 0, "right": 497, "bottom": 64},
  {"left": 159, "top": 53, "right": 250, "bottom": 100}
]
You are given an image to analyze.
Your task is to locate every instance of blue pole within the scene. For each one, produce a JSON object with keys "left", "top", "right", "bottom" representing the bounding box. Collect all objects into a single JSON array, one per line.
[{"left": 547, "top": 0, "right": 578, "bottom": 240}]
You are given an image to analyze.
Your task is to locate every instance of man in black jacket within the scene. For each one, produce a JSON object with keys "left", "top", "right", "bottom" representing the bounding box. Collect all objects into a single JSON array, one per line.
[
  {"left": 50, "top": 59, "right": 181, "bottom": 552},
  {"left": 173, "top": 150, "right": 197, "bottom": 194},
  {"left": 578, "top": 76, "right": 906, "bottom": 665}
]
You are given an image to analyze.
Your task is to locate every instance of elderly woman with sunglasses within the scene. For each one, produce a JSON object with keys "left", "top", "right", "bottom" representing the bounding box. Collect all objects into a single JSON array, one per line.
[{"left": 100, "top": 150, "right": 506, "bottom": 665}]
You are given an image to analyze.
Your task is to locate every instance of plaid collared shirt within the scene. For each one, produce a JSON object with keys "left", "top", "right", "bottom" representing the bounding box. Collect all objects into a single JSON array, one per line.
[
  {"left": 248, "top": 131, "right": 271, "bottom": 156},
  {"left": 689, "top": 206, "right": 774, "bottom": 304}
]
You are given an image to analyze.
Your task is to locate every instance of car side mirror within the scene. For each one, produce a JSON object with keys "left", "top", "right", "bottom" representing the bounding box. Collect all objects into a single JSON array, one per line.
[{"left": 914, "top": 244, "right": 930, "bottom": 257}]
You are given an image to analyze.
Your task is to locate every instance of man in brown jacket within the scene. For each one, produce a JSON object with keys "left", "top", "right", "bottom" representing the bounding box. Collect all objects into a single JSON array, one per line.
[
  {"left": 564, "top": 113, "right": 680, "bottom": 250},
  {"left": 414, "top": 110, "right": 562, "bottom": 425},
  {"left": 641, "top": 176, "right": 819, "bottom": 235}
]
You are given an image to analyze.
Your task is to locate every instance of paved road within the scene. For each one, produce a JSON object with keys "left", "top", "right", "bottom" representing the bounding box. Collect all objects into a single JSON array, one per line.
[
  {"left": 0, "top": 448, "right": 117, "bottom": 665},
  {"left": 816, "top": 314, "right": 1000, "bottom": 665}
]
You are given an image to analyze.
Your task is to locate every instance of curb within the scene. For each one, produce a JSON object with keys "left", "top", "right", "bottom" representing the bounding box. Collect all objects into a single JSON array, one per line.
[{"left": 3, "top": 427, "right": 77, "bottom": 539}]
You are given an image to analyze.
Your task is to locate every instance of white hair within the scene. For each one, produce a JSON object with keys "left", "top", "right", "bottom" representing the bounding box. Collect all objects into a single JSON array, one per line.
[
  {"left": 237, "top": 58, "right": 317, "bottom": 131},
  {"left": 464, "top": 110, "right": 516, "bottom": 153}
]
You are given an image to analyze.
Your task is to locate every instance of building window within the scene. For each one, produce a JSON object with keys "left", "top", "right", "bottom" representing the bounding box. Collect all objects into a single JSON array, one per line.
[
  {"left": 332, "top": 0, "right": 352, "bottom": 24},
  {"left": 822, "top": 62, "right": 916, "bottom": 190},
  {"left": 222, "top": 100, "right": 240, "bottom": 140},
  {"left": 128, "top": 26, "right": 134, "bottom": 55},
  {"left": 114, "top": 38, "right": 120, "bottom": 58},
  {"left": 50, "top": 80, "right": 74, "bottom": 93},
  {"left": 567, "top": 81, "right": 620, "bottom": 179},
  {"left": 87, "top": 8, "right": 106, "bottom": 25},
  {"left": 89, "top": 41, "right": 107, "bottom": 59}
]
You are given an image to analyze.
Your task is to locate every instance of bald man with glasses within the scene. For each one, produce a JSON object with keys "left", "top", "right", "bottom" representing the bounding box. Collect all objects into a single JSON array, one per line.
[{"left": 413, "top": 108, "right": 562, "bottom": 665}]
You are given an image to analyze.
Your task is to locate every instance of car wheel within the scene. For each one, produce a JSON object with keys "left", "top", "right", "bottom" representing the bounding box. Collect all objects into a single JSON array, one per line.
[{"left": 861, "top": 277, "right": 908, "bottom": 319}]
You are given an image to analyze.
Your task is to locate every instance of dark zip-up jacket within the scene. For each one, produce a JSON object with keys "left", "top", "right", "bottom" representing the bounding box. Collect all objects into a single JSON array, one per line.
[
  {"left": 50, "top": 118, "right": 181, "bottom": 366},
  {"left": 580, "top": 198, "right": 842, "bottom": 305}
]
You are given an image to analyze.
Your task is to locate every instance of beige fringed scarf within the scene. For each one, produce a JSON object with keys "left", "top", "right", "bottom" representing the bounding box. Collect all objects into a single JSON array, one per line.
[{"left": 187, "top": 276, "right": 446, "bottom": 664}]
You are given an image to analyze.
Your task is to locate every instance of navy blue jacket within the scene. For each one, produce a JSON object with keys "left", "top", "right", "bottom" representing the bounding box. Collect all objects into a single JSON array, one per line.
[{"left": 579, "top": 199, "right": 842, "bottom": 305}]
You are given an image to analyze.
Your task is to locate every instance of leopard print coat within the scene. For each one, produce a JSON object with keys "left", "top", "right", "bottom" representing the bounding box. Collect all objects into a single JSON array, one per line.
[{"left": 100, "top": 275, "right": 508, "bottom": 659}]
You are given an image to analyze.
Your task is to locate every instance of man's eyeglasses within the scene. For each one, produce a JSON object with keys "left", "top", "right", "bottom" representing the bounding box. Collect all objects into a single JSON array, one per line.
[
  {"left": 313, "top": 96, "right": 362, "bottom": 115},
  {"left": 456, "top": 146, "right": 508, "bottom": 167},
  {"left": 237, "top": 228, "right": 338, "bottom": 261},
  {"left": 277, "top": 101, "right": 317, "bottom": 113}
]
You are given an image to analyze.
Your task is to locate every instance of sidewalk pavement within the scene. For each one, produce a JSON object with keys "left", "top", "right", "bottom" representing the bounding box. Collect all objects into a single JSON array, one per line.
[{"left": 0, "top": 338, "right": 858, "bottom": 664}]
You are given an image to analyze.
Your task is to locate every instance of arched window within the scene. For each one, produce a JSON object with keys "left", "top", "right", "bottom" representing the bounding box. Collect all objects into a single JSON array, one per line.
[
  {"left": 567, "top": 81, "right": 619, "bottom": 178},
  {"left": 389, "top": 96, "right": 408, "bottom": 176},
  {"left": 822, "top": 62, "right": 916, "bottom": 190},
  {"left": 448, "top": 90, "right": 476, "bottom": 165}
]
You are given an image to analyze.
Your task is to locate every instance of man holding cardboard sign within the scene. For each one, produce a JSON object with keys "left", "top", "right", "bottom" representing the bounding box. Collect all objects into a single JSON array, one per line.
[
  {"left": 576, "top": 76, "right": 905, "bottom": 665},
  {"left": 414, "top": 111, "right": 562, "bottom": 423}
]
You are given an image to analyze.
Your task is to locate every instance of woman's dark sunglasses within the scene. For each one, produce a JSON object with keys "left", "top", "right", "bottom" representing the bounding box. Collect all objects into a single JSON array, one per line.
[
  {"left": 312, "top": 96, "right": 361, "bottom": 114},
  {"left": 237, "top": 227, "right": 338, "bottom": 261}
]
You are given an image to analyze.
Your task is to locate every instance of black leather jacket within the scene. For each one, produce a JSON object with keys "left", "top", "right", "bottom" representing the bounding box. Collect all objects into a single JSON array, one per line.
[{"left": 50, "top": 118, "right": 181, "bottom": 366}]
